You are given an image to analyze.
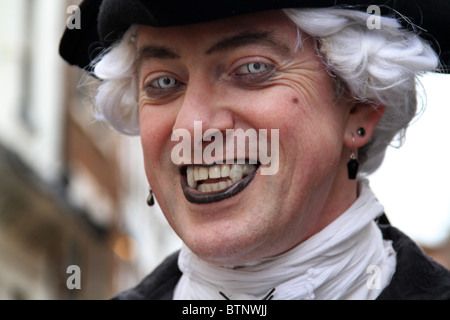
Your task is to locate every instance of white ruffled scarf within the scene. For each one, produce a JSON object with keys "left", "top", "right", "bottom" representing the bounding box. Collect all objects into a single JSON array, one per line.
[{"left": 173, "top": 180, "right": 396, "bottom": 300}]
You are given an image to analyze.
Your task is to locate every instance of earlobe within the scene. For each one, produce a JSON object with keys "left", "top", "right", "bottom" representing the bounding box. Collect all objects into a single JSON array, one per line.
[
  {"left": 344, "top": 104, "right": 384, "bottom": 180},
  {"left": 344, "top": 103, "right": 385, "bottom": 149},
  {"left": 357, "top": 127, "right": 366, "bottom": 137}
]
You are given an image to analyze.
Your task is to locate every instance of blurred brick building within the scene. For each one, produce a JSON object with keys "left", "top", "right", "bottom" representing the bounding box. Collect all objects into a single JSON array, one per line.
[{"left": 0, "top": 0, "right": 180, "bottom": 300}]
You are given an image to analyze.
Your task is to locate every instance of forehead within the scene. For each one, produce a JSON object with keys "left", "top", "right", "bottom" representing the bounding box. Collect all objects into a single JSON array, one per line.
[{"left": 136, "top": 10, "right": 296, "bottom": 48}]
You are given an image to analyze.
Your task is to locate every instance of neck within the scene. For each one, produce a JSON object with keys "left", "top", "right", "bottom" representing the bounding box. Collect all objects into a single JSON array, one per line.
[{"left": 298, "top": 163, "right": 360, "bottom": 248}]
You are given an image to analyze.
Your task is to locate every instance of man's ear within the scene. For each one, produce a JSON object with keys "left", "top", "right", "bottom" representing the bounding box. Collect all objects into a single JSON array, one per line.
[{"left": 343, "top": 103, "right": 386, "bottom": 149}]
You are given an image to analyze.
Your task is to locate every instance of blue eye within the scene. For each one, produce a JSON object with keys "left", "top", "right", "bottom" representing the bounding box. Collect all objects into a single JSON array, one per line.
[
  {"left": 151, "top": 76, "right": 178, "bottom": 89},
  {"left": 237, "top": 62, "right": 269, "bottom": 75}
]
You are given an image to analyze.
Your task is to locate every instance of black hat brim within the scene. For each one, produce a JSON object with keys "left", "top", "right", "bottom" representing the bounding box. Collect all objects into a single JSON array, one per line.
[{"left": 59, "top": 0, "right": 450, "bottom": 72}]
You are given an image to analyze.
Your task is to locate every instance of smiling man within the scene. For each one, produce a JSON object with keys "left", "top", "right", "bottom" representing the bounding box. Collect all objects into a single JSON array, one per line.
[{"left": 60, "top": 1, "right": 450, "bottom": 300}]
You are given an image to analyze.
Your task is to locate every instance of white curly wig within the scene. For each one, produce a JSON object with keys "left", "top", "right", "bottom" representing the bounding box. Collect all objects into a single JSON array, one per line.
[{"left": 87, "top": 7, "right": 440, "bottom": 175}]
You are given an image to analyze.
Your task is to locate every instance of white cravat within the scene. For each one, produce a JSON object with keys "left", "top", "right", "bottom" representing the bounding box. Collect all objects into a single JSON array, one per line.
[{"left": 173, "top": 180, "right": 396, "bottom": 300}]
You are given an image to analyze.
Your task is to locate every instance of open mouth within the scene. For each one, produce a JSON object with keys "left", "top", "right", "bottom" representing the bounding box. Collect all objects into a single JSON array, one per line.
[{"left": 180, "top": 162, "right": 260, "bottom": 204}]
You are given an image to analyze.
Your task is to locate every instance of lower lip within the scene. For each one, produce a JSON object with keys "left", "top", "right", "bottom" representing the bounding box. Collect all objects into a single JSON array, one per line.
[{"left": 180, "top": 168, "right": 258, "bottom": 204}]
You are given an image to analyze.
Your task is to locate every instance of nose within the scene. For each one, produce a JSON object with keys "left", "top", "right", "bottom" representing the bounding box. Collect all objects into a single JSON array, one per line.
[{"left": 172, "top": 75, "right": 235, "bottom": 155}]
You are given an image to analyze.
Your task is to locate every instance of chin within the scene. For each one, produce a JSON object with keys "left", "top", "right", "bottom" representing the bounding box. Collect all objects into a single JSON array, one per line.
[{"left": 180, "top": 219, "right": 272, "bottom": 266}]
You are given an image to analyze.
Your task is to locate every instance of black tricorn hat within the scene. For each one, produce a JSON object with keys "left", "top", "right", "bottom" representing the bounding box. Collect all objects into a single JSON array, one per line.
[{"left": 59, "top": 0, "right": 450, "bottom": 72}]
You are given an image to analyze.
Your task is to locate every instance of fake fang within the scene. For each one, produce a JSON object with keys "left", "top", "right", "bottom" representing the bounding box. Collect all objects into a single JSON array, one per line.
[{"left": 187, "top": 164, "right": 257, "bottom": 193}]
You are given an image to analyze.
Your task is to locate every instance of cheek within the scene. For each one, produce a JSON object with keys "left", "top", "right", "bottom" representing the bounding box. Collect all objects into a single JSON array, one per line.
[
  {"left": 259, "top": 86, "right": 345, "bottom": 175},
  {"left": 139, "top": 106, "right": 176, "bottom": 175}
]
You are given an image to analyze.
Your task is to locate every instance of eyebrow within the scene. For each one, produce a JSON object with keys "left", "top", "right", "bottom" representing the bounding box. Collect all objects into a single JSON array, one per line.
[
  {"left": 136, "top": 30, "right": 292, "bottom": 68},
  {"left": 136, "top": 45, "right": 180, "bottom": 67},
  {"left": 205, "top": 30, "right": 292, "bottom": 57}
]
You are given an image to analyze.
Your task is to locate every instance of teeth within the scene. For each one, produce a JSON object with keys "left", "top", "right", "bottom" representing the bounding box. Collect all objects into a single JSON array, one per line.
[
  {"left": 187, "top": 166, "right": 197, "bottom": 189},
  {"left": 194, "top": 167, "right": 209, "bottom": 181},
  {"left": 198, "top": 180, "right": 233, "bottom": 193},
  {"left": 198, "top": 183, "right": 211, "bottom": 193},
  {"left": 230, "top": 164, "right": 244, "bottom": 183},
  {"left": 186, "top": 163, "right": 257, "bottom": 191},
  {"left": 209, "top": 166, "right": 221, "bottom": 179},
  {"left": 221, "top": 164, "right": 230, "bottom": 177}
]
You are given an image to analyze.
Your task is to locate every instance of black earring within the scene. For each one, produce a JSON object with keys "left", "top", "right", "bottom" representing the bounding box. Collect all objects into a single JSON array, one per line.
[
  {"left": 347, "top": 134, "right": 359, "bottom": 180},
  {"left": 357, "top": 127, "right": 366, "bottom": 137},
  {"left": 147, "top": 188, "right": 155, "bottom": 206}
]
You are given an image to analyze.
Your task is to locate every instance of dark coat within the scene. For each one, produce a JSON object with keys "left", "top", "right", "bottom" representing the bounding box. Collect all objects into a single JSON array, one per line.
[{"left": 112, "top": 219, "right": 450, "bottom": 300}]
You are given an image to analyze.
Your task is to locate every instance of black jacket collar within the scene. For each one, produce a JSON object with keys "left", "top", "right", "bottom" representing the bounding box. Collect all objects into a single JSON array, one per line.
[{"left": 376, "top": 224, "right": 450, "bottom": 300}]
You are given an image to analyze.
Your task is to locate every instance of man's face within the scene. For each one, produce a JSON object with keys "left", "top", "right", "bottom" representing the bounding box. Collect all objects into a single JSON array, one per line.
[{"left": 137, "top": 11, "right": 355, "bottom": 265}]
